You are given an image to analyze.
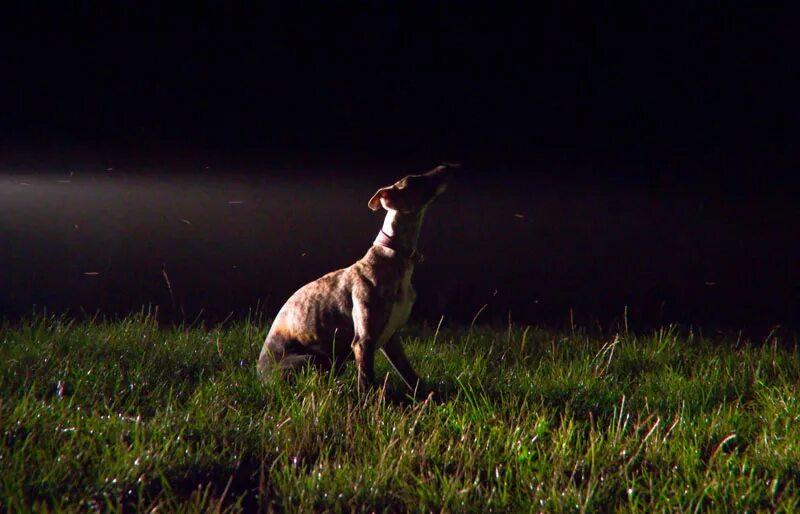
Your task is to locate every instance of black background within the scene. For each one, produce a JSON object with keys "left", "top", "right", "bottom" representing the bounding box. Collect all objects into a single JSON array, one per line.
[
  {"left": 1, "top": 2, "right": 798, "bottom": 334},
  {"left": 3, "top": 3, "right": 797, "bottom": 172}
]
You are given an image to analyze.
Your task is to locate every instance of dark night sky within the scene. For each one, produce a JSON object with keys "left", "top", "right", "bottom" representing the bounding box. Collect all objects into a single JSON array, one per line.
[
  {"left": 1, "top": 3, "right": 798, "bottom": 333},
  {"left": 2, "top": 3, "right": 797, "bottom": 173}
]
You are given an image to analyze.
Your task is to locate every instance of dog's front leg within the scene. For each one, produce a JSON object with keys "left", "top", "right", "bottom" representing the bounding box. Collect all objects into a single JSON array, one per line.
[
  {"left": 381, "top": 336, "right": 427, "bottom": 399},
  {"left": 351, "top": 338, "right": 376, "bottom": 395},
  {"left": 351, "top": 293, "right": 385, "bottom": 396}
]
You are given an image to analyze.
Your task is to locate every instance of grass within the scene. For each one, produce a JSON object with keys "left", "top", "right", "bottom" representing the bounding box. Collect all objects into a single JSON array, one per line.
[{"left": 1, "top": 314, "right": 799, "bottom": 512}]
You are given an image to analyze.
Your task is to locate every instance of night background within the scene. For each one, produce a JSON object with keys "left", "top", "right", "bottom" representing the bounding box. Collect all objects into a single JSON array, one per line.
[{"left": 1, "top": 2, "right": 798, "bottom": 335}]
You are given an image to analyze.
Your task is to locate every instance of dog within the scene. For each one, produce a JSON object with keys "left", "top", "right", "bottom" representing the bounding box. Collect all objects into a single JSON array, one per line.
[{"left": 257, "top": 163, "right": 456, "bottom": 398}]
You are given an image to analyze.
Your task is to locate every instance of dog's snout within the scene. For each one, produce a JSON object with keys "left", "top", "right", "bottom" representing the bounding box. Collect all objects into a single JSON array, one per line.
[{"left": 424, "top": 162, "right": 459, "bottom": 182}]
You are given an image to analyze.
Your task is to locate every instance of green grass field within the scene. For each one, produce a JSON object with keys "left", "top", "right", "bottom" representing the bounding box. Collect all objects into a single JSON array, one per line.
[{"left": 2, "top": 314, "right": 799, "bottom": 512}]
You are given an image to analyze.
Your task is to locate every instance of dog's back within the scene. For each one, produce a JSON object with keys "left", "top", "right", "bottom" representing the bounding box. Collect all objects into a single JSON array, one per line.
[{"left": 258, "top": 266, "right": 356, "bottom": 376}]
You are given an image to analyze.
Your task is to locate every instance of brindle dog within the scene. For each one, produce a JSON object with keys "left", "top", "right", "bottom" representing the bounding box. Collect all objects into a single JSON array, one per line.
[{"left": 257, "top": 164, "right": 456, "bottom": 398}]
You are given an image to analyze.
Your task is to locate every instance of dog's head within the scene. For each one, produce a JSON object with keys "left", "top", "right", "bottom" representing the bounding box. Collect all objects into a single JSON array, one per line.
[{"left": 368, "top": 163, "right": 458, "bottom": 213}]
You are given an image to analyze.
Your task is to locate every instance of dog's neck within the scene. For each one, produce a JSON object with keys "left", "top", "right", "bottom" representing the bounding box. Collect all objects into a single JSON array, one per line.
[{"left": 374, "top": 208, "right": 427, "bottom": 262}]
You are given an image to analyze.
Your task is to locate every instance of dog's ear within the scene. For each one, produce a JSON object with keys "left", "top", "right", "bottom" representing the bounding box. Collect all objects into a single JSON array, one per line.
[{"left": 368, "top": 185, "right": 397, "bottom": 211}]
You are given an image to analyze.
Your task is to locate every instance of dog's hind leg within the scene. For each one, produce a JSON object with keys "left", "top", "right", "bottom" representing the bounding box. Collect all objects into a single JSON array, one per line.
[{"left": 258, "top": 346, "right": 333, "bottom": 382}]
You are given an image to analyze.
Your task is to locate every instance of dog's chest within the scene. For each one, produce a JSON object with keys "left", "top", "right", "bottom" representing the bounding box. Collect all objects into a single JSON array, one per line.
[{"left": 377, "top": 276, "right": 415, "bottom": 347}]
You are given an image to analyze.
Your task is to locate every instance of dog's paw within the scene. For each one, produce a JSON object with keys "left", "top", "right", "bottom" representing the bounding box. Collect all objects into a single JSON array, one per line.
[{"left": 415, "top": 387, "right": 443, "bottom": 404}]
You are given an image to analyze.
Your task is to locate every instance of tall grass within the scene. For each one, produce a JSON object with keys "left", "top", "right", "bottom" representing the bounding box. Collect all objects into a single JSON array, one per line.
[{"left": 1, "top": 314, "right": 799, "bottom": 512}]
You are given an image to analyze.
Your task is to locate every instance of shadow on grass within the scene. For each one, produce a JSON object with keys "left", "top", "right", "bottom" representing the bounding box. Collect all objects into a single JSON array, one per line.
[{"left": 97, "top": 455, "right": 268, "bottom": 513}]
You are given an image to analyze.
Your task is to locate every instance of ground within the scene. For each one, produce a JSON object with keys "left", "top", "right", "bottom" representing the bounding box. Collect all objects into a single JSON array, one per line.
[{"left": 1, "top": 314, "right": 799, "bottom": 512}]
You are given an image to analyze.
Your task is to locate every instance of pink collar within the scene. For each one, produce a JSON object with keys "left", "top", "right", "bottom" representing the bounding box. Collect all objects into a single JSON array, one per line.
[{"left": 373, "top": 230, "right": 424, "bottom": 264}]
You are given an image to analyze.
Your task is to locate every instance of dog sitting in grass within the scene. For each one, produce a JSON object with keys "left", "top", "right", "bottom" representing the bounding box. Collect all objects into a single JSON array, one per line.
[{"left": 257, "top": 164, "right": 456, "bottom": 398}]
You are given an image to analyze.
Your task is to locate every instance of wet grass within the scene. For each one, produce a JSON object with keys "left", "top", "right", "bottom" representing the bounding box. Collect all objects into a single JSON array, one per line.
[{"left": 1, "top": 314, "right": 799, "bottom": 512}]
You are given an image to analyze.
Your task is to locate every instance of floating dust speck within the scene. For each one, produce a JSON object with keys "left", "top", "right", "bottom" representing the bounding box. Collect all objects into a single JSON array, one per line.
[
  {"left": 705, "top": 281, "right": 717, "bottom": 287},
  {"left": 56, "top": 180, "right": 72, "bottom": 184},
  {"left": 106, "top": 167, "right": 113, "bottom": 171},
  {"left": 301, "top": 252, "right": 307, "bottom": 257},
  {"left": 513, "top": 213, "right": 526, "bottom": 219},
  {"left": 227, "top": 200, "right": 245, "bottom": 205},
  {"left": 180, "top": 219, "right": 192, "bottom": 225},
  {"left": 74, "top": 224, "right": 80, "bottom": 230},
  {"left": 83, "top": 271, "right": 101, "bottom": 276},
  {"left": 19, "top": 182, "right": 31, "bottom": 186}
]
